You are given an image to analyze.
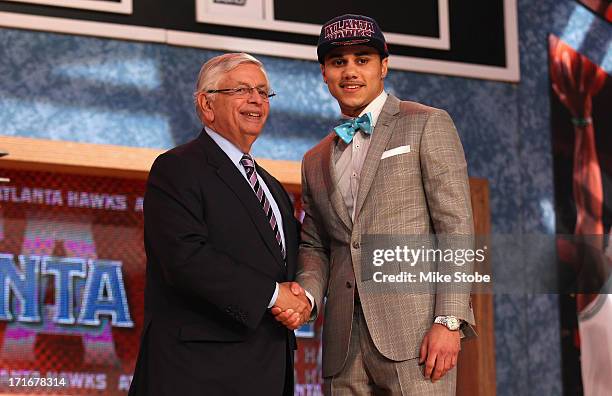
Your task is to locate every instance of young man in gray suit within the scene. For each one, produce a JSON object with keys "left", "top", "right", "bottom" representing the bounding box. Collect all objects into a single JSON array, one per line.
[{"left": 274, "top": 14, "right": 476, "bottom": 395}]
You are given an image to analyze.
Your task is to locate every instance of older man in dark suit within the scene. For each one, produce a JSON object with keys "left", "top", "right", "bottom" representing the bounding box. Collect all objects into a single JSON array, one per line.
[{"left": 129, "top": 52, "right": 310, "bottom": 396}]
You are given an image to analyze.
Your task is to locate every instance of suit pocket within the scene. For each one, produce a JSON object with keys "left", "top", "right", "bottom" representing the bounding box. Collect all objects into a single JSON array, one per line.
[
  {"left": 178, "top": 322, "right": 247, "bottom": 342},
  {"left": 378, "top": 150, "right": 420, "bottom": 177},
  {"left": 381, "top": 145, "right": 411, "bottom": 159}
]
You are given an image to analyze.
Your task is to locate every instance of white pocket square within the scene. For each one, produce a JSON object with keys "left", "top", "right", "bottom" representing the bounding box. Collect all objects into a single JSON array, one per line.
[{"left": 381, "top": 145, "right": 411, "bottom": 159}]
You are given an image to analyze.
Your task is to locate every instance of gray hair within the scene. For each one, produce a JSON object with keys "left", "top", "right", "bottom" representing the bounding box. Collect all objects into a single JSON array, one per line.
[{"left": 193, "top": 53, "right": 269, "bottom": 122}]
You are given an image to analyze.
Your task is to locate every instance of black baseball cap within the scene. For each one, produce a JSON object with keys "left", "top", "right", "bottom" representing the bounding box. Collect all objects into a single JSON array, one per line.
[{"left": 317, "top": 14, "right": 389, "bottom": 63}]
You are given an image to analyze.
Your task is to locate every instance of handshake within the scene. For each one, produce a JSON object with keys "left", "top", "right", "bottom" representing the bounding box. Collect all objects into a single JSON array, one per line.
[{"left": 271, "top": 282, "right": 311, "bottom": 330}]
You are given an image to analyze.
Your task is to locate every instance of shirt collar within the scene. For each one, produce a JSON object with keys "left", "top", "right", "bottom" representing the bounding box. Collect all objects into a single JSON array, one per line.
[
  {"left": 341, "top": 90, "right": 388, "bottom": 127},
  {"left": 204, "top": 126, "right": 248, "bottom": 166}
]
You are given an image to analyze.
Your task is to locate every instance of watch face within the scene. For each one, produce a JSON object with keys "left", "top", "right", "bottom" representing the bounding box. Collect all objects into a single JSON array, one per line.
[{"left": 447, "top": 317, "right": 460, "bottom": 330}]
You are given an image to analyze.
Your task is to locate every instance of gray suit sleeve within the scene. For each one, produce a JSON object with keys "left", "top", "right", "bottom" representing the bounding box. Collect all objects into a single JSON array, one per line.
[
  {"left": 420, "top": 110, "right": 475, "bottom": 325},
  {"left": 296, "top": 158, "right": 331, "bottom": 320}
]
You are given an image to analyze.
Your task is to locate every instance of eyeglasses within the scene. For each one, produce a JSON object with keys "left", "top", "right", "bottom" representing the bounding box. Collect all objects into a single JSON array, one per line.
[{"left": 206, "top": 86, "right": 276, "bottom": 101}]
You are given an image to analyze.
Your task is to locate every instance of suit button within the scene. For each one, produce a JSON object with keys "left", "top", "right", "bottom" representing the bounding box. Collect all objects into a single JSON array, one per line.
[
  {"left": 346, "top": 281, "right": 352, "bottom": 288},
  {"left": 352, "top": 240, "right": 360, "bottom": 249}
]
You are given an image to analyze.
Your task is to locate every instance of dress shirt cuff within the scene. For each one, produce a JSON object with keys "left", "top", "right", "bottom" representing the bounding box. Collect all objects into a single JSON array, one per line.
[
  {"left": 305, "top": 289, "right": 316, "bottom": 321},
  {"left": 267, "top": 282, "right": 279, "bottom": 308},
  {"left": 305, "top": 290, "right": 314, "bottom": 309}
]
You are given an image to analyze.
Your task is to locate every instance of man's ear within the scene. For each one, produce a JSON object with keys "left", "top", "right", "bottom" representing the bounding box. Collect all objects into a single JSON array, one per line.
[
  {"left": 198, "top": 93, "right": 214, "bottom": 123},
  {"left": 320, "top": 64, "right": 327, "bottom": 84},
  {"left": 381, "top": 57, "right": 389, "bottom": 80}
]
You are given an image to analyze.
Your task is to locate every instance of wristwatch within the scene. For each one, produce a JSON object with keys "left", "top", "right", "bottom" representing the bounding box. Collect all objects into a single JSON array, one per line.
[{"left": 434, "top": 315, "right": 462, "bottom": 331}]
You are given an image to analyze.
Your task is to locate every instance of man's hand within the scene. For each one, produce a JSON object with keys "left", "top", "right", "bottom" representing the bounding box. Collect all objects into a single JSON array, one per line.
[
  {"left": 271, "top": 282, "right": 310, "bottom": 330},
  {"left": 419, "top": 324, "right": 461, "bottom": 382}
]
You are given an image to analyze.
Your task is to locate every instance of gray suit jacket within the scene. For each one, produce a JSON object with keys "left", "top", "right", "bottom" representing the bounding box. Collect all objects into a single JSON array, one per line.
[{"left": 297, "top": 95, "right": 476, "bottom": 378}]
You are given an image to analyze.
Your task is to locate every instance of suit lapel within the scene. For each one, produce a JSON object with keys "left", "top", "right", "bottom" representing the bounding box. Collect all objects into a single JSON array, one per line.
[
  {"left": 354, "top": 95, "right": 401, "bottom": 220},
  {"left": 320, "top": 134, "right": 352, "bottom": 231},
  {"left": 197, "top": 131, "right": 285, "bottom": 270}
]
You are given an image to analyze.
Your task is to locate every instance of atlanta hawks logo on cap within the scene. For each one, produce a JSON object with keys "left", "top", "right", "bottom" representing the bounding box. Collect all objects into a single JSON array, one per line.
[
  {"left": 324, "top": 18, "right": 375, "bottom": 40},
  {"left": 317, "top": 14, "right": 390, "bottom": 63}
]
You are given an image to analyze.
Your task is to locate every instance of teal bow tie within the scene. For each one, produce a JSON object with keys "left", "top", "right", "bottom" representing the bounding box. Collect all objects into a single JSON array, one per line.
[{"left": 334, "top": 112, "right": 373, "bottom": 144}]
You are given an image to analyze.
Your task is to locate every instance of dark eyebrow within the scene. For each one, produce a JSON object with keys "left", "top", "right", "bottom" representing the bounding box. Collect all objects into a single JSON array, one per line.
[{"left": 327, "top": 51, "right": 374, "bottom": 61}]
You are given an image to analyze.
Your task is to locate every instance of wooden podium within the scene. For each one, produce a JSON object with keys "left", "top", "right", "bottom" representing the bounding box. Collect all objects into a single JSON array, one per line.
[{"left": 457, "top": 179, "right": 496, "bottom": 396}]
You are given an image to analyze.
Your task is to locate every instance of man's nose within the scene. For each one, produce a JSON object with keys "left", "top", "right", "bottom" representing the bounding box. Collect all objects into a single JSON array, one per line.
[
  {"left": 247, "top": 88, "right": 264, "bottom": 104},
  {"left": 341, "top": 61, "right": 358, "bottom": 79}
]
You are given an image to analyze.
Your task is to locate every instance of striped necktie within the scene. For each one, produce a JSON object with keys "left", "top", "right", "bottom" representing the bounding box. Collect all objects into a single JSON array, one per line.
[{"left": 240, "top": 154, "right": 286, "bottom": 259}]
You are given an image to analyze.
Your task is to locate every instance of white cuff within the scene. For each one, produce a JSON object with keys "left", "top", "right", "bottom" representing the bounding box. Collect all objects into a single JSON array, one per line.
[
  {"left": 304, "top": 290, "right": 315, "bottom": 309},
  {"left": 267, "top": 282, "right": 279, "bottom": 308}
]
